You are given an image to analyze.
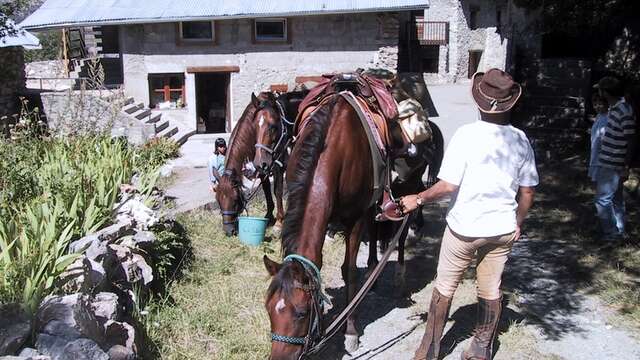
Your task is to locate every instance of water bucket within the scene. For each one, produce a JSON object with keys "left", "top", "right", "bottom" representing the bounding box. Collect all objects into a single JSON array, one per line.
[{"left": 237, "top": 216, "right": 269, "bottom": 246}]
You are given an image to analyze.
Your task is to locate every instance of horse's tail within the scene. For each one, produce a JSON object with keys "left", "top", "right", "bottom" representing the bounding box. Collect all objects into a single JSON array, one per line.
[{"left": 426, "top": 120, "right": 444, "bottom": 187}]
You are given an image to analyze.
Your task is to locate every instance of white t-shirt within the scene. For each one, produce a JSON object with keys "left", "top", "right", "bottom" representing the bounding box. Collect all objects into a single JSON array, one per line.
[{"left": 438, "top": 120, "right": 539, "bottom": 237}]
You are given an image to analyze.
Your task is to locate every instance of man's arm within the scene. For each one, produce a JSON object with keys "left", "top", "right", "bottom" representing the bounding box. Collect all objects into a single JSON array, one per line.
[
  {"left": 515, "top": 186, "right": 535, "bottom": 239},
  {"left": 399, "top": 179, "right": 459, "bottom": 214}
]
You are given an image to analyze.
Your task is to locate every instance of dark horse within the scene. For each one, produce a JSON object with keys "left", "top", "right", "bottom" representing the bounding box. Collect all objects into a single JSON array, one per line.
[
  {"left": 215, "top": 90, "right": 307, "bottom": 236},
  {"left": 263, "top": 90, "right": 411, "bottom": 359}
]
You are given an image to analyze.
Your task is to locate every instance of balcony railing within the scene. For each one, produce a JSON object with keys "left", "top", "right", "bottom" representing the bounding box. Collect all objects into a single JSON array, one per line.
[{"left": 411, "top": 21, "right": 449, "bottom": 46}]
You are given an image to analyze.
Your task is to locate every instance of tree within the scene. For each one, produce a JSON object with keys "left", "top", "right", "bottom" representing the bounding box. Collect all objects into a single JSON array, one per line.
[{"left": 0, "top": 0, "right": 38, "bottom": 38}]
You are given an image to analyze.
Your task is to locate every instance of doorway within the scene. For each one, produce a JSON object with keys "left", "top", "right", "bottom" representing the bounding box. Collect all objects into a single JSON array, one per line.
[
  {"left": 195, "top": 73, "right": 230, "bottom": 133},
  {"left": 468, "top": 50, "right": 483, "bottom": 78}
]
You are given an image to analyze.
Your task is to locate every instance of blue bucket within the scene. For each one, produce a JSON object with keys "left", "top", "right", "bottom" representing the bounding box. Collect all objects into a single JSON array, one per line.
[{"left": 237, "top": 216, "right": 269, "bottom": 246}]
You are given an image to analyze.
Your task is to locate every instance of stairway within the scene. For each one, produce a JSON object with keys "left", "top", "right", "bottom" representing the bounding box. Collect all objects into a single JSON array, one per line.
[{"left": 121, "top": 98, "right": 196, "bottom": 146}]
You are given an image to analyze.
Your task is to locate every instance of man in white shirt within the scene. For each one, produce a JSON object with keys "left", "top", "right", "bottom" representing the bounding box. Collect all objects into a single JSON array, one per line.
[{"left": 400, "top": 68, "right": 538, "bottom": 360}]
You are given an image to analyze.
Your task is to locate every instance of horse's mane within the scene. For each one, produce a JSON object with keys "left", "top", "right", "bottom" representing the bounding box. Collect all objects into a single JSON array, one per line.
[
  {"left": 281, "top": 95, "right": 338, "bottom": 254},
  {"left": 225, "top": 93, "right": 271, "bottom": 171}
]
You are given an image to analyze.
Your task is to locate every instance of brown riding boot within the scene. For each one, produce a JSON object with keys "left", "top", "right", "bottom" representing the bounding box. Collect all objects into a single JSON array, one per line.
[
  {"left": 461, "top": 297, "right": 502, "bottom": 360},
  {"left": 413, "top": 288, "right": 452, "bottom": 360}
]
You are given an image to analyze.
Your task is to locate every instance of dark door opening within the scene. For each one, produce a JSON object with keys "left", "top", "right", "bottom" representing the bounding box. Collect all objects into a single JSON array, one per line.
[
  {"left": 195, "top": 73, "right": 230, "bottom": 133},
  {"left": 468, "top": 50, "right": 483, "bottom": 78}
]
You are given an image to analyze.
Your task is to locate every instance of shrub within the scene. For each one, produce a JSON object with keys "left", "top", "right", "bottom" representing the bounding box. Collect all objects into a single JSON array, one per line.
[{"left": 135, "top": 137, "right": 180, "bottom": 172}]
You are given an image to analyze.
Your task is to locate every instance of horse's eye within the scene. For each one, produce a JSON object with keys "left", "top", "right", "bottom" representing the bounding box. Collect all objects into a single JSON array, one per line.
[
  {"left": 269, "top": 124, "right": 278, "bottom": 133},
  {"left": 293, "top": 309, "right": 308, "bottom": 319}
]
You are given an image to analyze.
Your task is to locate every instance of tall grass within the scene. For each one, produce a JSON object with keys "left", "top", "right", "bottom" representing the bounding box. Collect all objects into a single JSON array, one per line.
[{"left": 0, "top": 131, "right": 177, "bottom": 313}]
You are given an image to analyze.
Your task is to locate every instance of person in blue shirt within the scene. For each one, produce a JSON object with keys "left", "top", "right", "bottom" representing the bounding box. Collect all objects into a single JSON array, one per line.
[
  {"left": 209, "top": 138, "right": 227, "bottom": 192},
  {"left": 589, "top": 93, "right": 609, "bottom": 182}
]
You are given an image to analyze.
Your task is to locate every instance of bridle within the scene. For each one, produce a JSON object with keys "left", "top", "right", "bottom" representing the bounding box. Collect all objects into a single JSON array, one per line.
[
  {"left": 270, "top": 254, "right": 329, "bottom": 358},
  {"left": 269, "top": 216, "right": 410, "bottom": 359},
  {"left": 219, "top": 169, "right": 246, "bottom": 226},
  {"left": 254, "top": 99, "right": 294, "bottom": 172}
]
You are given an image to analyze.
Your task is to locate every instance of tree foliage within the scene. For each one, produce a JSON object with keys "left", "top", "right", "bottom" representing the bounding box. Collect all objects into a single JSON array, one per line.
[{"left": 0, "top": 0, "right": 34, "bottom": 37}]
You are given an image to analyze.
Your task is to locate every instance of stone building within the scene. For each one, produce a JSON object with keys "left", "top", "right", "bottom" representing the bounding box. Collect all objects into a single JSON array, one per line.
[
  {"left": 402, "top": 0, "right": 540, "bottom": 83},
  {"left": 0, "top": 18, "right": 40, "bottom": 124},
  {"left": 20, "top": 0, "right": 428, "bottom": 135}
]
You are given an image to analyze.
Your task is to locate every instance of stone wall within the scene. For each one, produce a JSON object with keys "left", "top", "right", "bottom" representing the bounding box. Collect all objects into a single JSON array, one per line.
[
  {"left": 120, "top": 12, "right": 401, "bottom": 130},
  {"left": 0, "top": 47, "right": 26, "bottom": 121}
]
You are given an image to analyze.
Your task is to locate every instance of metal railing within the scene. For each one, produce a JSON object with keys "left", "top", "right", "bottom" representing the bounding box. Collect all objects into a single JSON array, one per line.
[{"left": 410, "top": 21, "right": 449, "bottom": 45}]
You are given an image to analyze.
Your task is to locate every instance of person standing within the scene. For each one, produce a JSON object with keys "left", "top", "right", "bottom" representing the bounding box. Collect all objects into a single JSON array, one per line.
[
  {"left": 399, "top": 68, "right": 538, "bottom": 360},
  {"left": 594, "top": 77, "right": 636, "bottom": 239},
  {"left": 208, "top": 138, "right": 227, "bottom": 192},
  {"left": 589, "top": 93, "right": 609, "bottom": 182}
]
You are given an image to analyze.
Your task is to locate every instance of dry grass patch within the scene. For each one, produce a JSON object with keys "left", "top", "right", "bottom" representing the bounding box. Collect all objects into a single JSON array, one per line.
[{"left": 496, "top": 321, "right": 563, "bottom": 360}]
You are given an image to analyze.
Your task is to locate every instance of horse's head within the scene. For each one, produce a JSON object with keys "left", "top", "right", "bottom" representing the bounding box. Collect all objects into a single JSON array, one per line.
[
  {"left": 215, "top": 168, "right": 244, "bottom": 236},
  {"left": 264, "top": 255, "right": 321, "bottom": 360},
  {"left": 252, "top": 93, "right": 286, "bottom": 175}
]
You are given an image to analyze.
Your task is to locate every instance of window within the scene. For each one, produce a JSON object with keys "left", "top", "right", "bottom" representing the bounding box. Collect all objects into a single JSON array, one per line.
[
  {"left": 254, "top": 19, "right": 287, "bottom": 42},
  {"left": 180, "top": 21, "right": 215, "bottom": 41},
  {"left": 149, "top": 73, "right": 185, "bottom": 108},
  {"left": 469, "top": 6, "right": 480, "bottom": 30}
]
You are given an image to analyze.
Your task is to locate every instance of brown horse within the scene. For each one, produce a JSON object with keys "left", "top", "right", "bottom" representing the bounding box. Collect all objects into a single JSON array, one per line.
[
  {"left": 263, "top": 92, "right": 408, "bottom": 359},
  {"left": 215, "top": 91, "right": 307, "bottom": 236}
]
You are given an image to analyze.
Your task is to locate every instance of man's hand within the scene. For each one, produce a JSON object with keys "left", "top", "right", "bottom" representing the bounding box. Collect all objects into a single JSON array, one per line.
[{"left": 399, "top": 194, "right": 420, "bottom": 214}]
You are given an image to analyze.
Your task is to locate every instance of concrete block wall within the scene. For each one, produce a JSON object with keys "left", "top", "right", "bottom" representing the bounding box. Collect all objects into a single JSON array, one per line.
[{"left": 119, "top": 13, "right": 400, "bottom": 131}]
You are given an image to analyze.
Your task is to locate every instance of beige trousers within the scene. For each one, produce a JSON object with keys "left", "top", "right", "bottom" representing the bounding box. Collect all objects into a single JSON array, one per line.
[{"left": 434, "top": 226, "right": 517, "bottom": 300}]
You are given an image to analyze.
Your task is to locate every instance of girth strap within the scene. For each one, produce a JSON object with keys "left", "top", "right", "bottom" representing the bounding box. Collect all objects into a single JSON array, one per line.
[{"left": 340, "top": 91, "right": 387, "bottom": 208}]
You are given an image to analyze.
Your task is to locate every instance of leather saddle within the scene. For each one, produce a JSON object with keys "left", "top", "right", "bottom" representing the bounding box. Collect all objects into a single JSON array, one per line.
[{"left": 296, "top": 72, "right": 403, "bottom": 222}]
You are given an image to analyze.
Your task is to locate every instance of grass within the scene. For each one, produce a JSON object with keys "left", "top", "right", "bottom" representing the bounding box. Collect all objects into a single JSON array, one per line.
[
  {"left": 496, "top": 321, "right": 563, "bottom": 360},
  {"left": 141, "top": 201, "right": 346, "bottom": 359}
]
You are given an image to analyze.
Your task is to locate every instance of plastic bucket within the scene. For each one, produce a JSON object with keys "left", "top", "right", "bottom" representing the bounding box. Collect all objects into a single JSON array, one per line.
[{"left": 237, "top": 216, "right": 269, "bottom": 246}]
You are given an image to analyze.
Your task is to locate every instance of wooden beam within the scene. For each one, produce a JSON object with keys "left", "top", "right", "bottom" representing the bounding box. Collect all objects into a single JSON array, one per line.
[{"left": 187, "top": 66, "right": 240, "bottom": 74}]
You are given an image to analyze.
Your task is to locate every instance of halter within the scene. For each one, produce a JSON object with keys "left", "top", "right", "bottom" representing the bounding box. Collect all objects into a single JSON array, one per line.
[
  {"left": 255, "top": 99, "right": 294, "bottom": 170},
  {"left": 270, "top": 254, "right": 330, "bottom": 353},
  {"left": 219, "top": 169, "right": 246, "bottom": 225}
]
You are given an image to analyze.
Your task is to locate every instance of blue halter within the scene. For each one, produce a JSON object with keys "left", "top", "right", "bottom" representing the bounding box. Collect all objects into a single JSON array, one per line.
[{"left": 270, "top": 254, "right": 331, "bottom": 348}]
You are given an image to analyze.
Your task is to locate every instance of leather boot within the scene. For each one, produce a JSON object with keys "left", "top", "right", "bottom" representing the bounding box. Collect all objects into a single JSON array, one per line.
[
  {"left": 413, "top": 288, "right": 452, "bottom": 360},
  {"left": 461, "top": 297, "right": 502, "bottom": 360}
]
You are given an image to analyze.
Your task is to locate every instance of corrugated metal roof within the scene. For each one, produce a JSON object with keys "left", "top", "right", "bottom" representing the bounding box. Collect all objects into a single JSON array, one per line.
[
  {"left": 20, "top": 0, "right": 429, "bottom": 30},
  {"left": 0, "top": 18, "right": 41, "bottom": 48}
]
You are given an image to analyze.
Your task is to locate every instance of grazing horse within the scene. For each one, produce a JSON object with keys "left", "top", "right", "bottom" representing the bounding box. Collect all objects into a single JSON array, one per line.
[
  {"left": 215, "top": 91, "right": 306, "bottom": 236},
  {"left": 263, "top": 88, "right": 409, "bottom": 359}
]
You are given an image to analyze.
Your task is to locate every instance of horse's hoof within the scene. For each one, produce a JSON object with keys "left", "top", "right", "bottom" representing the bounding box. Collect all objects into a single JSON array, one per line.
[
  {"left": 272, "top": 225, "right": 282, "bottom": 236},
  {"left": 324, "top": 232, "right": 335, "bottom": 242},
  {"left": 344, "top": 334, "right": 359, "bottom": 353}
]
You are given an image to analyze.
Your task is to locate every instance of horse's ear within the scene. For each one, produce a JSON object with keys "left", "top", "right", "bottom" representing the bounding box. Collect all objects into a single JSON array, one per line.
[
  {"left": 251, "top": 93, "right": 259, "bottom": 108},
  {"left": 263, "top": 255, "right": 282, "bottom": 276}
]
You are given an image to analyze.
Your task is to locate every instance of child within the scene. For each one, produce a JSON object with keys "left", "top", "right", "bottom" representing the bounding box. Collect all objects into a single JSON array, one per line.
[{"left": 209, "top": 138, "right": 227, "bottom": 192}]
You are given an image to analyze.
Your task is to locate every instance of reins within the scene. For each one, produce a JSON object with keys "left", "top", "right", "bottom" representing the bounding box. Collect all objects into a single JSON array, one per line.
[{"left": 271, "top": 215, "right": 410, "bottom": 357}]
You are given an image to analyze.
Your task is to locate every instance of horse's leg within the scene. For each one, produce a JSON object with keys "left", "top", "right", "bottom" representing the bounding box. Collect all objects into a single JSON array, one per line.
[
  {"left": 342, "top": 219, "right": 364, "bottom": 353},
  {"left": 261, "top": 176, "right": 275, "bottom": 226},
  {"left": 273, "top": 167, "right": 285, "bottom": 232}
]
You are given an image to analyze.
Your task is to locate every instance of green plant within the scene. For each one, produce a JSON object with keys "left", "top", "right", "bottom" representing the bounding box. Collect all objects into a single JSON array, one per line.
[{"left": 136, "top": 137, "right": 180, "bottom": 172}]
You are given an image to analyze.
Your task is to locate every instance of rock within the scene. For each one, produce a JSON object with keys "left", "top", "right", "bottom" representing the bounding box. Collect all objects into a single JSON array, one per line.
[
  {"left": 35, "top": 294, "right": 104, "bottom": 344},
  {"left": 90, "top": 293, "right": 120, "bottom": 324},
  {"left": 69, "top": 220, "right": 136, "bottom": 260},
  {"left": 0, "top": 304, "right": 32, "bottom": 356},
  {"left": 120, "top": 231, "right": 156, "bottom": 250},
  {"left": 106, "top": 345, "right": 134, "bottom": 360},
  {"left": 115, "top": 198, "right": 158, "bottom": 230},
  {"left": 104, "top": 245, "right": 154, "bottom": 286},
  {"left": 17, "top": 348, "right": 43, "bottom": 358},
  {"left": 159, "top": 163, "right": 174, "bottom": 178},
  {"left": 103, "top": 321, "right": 135, "bottom": 354},
  {"left": 36, "top": 335, "right": 108, "bottom": 360},
  {"left": 83, "top": 258, "right": 107, "bottom": 291}
]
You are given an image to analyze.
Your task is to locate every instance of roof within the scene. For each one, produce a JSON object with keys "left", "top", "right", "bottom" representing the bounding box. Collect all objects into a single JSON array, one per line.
[
  {"left": 20, "top": 0, "right": 429, "bottom": 30},
  {"left": 0, "top": 18, "right": 41, "bottom": 49}
]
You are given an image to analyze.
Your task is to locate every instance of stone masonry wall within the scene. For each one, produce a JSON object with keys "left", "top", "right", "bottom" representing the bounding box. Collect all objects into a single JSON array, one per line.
[
  {"left": 0, "top": 47, "right": 26, "bottom": 121},
  {"left": 120, "top": 13, "right": 400, "bottom": 130}
]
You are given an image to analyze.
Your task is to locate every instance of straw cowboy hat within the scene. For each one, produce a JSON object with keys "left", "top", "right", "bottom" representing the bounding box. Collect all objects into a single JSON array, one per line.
[{"left": 471, "top": 68, "right": 522, "bottom": 113}]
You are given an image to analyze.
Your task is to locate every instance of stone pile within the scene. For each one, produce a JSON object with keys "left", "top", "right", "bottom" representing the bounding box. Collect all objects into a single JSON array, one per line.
[{"left": 0, "top": 186, "right": 172, "bottom": 360}]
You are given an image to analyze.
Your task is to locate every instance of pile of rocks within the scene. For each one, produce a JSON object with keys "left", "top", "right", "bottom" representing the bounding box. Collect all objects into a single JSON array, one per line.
[{"left": 0, "top": 187, "right": 176, "bottom": 360}]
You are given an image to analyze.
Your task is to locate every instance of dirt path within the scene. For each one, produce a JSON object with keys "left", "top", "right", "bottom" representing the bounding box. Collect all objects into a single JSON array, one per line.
[{"left": 311, "top": 201, "right": 640, "bottom": 360}]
